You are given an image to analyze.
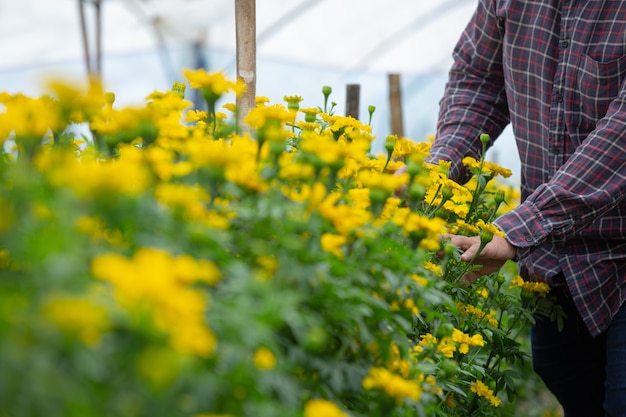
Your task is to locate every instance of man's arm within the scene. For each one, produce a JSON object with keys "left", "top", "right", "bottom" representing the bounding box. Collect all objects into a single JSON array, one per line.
[{"left": 430, "top": 0, "right": 510, "bottom": 183}]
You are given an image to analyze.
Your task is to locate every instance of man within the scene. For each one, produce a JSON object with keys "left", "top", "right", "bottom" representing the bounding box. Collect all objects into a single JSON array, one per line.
[{"left": 431, "top": 1, "right": 626, "bottom": 415}]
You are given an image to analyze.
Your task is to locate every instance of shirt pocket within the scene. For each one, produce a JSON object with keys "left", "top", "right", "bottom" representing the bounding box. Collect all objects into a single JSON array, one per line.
[{"left": 575, "top": 53, "right": 626, "bottom": 123}]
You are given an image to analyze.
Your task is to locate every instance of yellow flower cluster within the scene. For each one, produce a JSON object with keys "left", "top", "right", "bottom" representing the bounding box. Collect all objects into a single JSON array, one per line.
[
  {"left": 253, "top": 347, "right": 277, "bottom": 370},
  {"left": 75, "top": 216, "right": 126, "bottom": 247},
  {"left": 362, "top": 367, "right": 422, "bottom": 402},
  {"left": 41, "top": 292, "right": 109, "bottom": 346},
  {"left": 456, "top": 302, "right": 499, "bottom": 327},
  {"left": 510, "top": 275, "right": 551, "bottom": 296},
  {"left": 416, "top": 329, "right": 484, "bottom": 359},
  {"left": 303, "top": 399, "right": 351, "bottom": 417},
  {"left": 91, "top": 247, "right": 222, "bottom": 356},
  {"left": 462, "top": 156, "right": 513, "bottom": 179},
  {"left": 182, "top": 69, "right": 239, "bottom": 97},
  {"left": 37, "top": 146, "right": 153, "bottom": 198},
  {"left": 470, "top": 380, "right": 502, "bottom": 407}
]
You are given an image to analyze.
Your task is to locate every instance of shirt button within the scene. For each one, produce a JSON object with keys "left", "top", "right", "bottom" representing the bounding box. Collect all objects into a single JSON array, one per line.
[
  {"left": 555, "top": 95, "right": 564, "bottom": 103},
  {"left": 561, "top": 39, "right": 570, "bottom": 48},
  {"left": 525, "top": 236, "right": 533, "bottom": 242}
]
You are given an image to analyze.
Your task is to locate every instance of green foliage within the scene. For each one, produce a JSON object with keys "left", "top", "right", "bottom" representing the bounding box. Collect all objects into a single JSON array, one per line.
[{"left": 0, "top": 72, "right": 562, "bottom": 417}]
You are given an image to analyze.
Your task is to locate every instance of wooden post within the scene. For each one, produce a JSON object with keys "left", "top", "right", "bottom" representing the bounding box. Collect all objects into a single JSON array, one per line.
[
  {"left": 388, "top": 73, "right": 404, "bottom": 137},
  {"left": 235, "top": 0, "right": 256, "bottom": 131},
  {"left": 346, "top": 84, "right": 360, "bottom": 119}
]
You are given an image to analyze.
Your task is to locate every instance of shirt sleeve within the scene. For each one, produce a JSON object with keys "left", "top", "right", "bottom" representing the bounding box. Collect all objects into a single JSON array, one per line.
[
  {"left": 493, "top": 97, "right": 626, "bottom": 250},
  {"left": 430, "top": 0, "right": 511, "bottom": 184}
]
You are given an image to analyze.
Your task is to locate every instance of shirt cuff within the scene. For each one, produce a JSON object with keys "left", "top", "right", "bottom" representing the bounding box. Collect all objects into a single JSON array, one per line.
[{"left": 493, "top": 202, "right": 553, "bottom": 251}]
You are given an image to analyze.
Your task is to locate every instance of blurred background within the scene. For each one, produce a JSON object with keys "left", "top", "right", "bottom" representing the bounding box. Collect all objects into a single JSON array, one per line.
[{"left": 0, "top": 0, "right": 519, "bottom": 181}]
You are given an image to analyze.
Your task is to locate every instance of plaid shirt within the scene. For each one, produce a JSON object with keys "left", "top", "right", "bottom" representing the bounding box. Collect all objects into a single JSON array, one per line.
[{"left": 430, "top": 0, "right": 626, "bottom": 336}]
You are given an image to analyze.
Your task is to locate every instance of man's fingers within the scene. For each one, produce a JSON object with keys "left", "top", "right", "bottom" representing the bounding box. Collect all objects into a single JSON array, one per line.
[
  {"left": 460, "top": 246, "right": 479, "bottom": 262},
  {"left": 445, "top": 235, "right": 481, "bottom": 261}
]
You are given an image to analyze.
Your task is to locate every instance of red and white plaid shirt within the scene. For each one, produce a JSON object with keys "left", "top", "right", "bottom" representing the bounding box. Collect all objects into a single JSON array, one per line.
[{"left": 430, "top": 0, "right": 626, "bottom": 336}]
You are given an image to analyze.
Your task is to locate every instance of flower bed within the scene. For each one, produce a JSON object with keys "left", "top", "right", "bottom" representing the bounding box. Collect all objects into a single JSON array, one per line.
[{"left": 0, "top": 71, "right": 561, "bottom": 416}]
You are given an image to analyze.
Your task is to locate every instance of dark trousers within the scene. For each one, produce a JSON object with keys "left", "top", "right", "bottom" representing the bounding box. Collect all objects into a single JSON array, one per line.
[{"left": 531, "top": 287, "right": 626, "bottom": 417}]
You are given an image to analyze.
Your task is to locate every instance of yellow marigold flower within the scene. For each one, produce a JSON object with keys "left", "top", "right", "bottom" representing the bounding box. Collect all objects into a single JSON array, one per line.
[
  {"left": 437, "top": 337, "right": 456, "bottom": 358},
  {"left": 452, "top": 328, "right": 484, "bottom": 354},
  {"left": 253, "top": 347, "right": 277, "bottom": 370},
  {"left": 42, "top": 147, "right": 153, "bottom": 198},
  {"left": 476, "top": 219, "right": 506, "bottom": 238},
  {"left": 299, "top": 106, "right": 320, "bottom": 122},
  {"left": 456, "top": 302, "right": 499, "bottom": 327},
  {"left": 462, "top": 156, "right": 482, "bottom": 170},
  {"left": 410, "top": 274, "right": 428, "bottom": 287},
  {"left": 75, "top": 216, "right": 126, "bottom": 247},
  {"left": 470, "top": 380, "right": 502, "bottom": 407},
  {"left": 424, "top": 174, "right": 472, "bottom": 217},
  {"left": 225, "top": 162, "right": 269, "bottom": 193},
  {"left": 510, "top": 275, "right": 551, "bottom": 296},
  {"left": 154, "top": 182, "right": 211, "bottom": 220},
  {"left": 1, "top": 94, "right": 63, "bottom": 140},
  {"left": 283, "top": 95, "right": 303, "bottom": 104},
  {"left": 449, "top": 219, "right": 480, "bottom": 235},
  {"left": 41, "top": 294, "right": 110, "bottom": 346},
  {"left": 244, "top": 103, "right": 293, "bottom": 130},
  {"left": 393, "top": 211, "right": 446, "bottom": 241},
  {"left": 299, "top": 131, "right": 350, "bottom": 165},
  {"left": 424, "top": 261, "right": 443, "bottom": 277},
  {"left": 295, "top": 121, "right": 321, "bottom": 131},
  {"left": 321, "top": 233, "right": 348, "bottom": 258},
  {"left": 319, "top": 197, "right": 372, "bottom": 236},
  {"left": 462, "top": 156, "right": 513, "bottom": 178},
  {"left": 362, "top": 367, "right": 422, "bottom": 402},
  {"left": 255, "top": 255, "right": 278, "bottom": 281},
  {"left": 220, "top": 103, "right": 235, "bottom": 113},
  {"left": 173, "top": 254, "right": 222, "bottom": 286},
  {"left": 391, "top": 137, "right": 431, "bottom": 160},
  {"left": 186, "top": 109, "right": 208, "bottom": 123},
  {"left": 418, "top": 333, "right": 437, "bottom": 349},
  {"left": 91, "top": 248, "right": 220, "bottom": 356},
  {"left": 403, "top": 298, "right": 420, "bottom": 316},
  {"left": 182, "top": 69, "right": 234, "bottom": 96},
  {"left": 284, "top": 95, "right": 303, "bottom": 111},
  {"left": 233, "top": 78, "right": 247, "bottom": 97},
  {"left": 420, "top": 237, "right": 441, "bottom": 252},
  {"left": 357, "top": 170, "right": 407, "bottom": 193},
  {"left": 304, "top": 399, "right": 351, "bottom": 417},
  {"left": 323, "top": 114, "right": 373, "bottom": 136},
  {"left": 422, "top": 375, "right": 444, "bottom": 396},
  {"left": 255, "top": 96, "right": 271, "bottom": 106},
  {"left": 424, "top": 159, "right": 452, "bottom": 177}
]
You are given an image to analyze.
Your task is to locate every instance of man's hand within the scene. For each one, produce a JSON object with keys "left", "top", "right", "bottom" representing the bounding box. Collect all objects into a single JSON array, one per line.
[{"left": 445, "top": 234, "right": 517, "bottom": 284}]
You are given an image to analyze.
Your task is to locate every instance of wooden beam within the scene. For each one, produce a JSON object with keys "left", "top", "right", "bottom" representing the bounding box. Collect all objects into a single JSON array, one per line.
[
  {"left": 388, "top": 73, "right": 404, "bottom": 137},
  {"left": 235, "top": 0, "right": 257, "bottom": 130},
  {"left": 346, "top": 84, "right": 360, "bottom": 119}
]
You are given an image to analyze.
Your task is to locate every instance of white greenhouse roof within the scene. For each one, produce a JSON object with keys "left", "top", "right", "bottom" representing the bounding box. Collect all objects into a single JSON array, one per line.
[{"left": 0, "top": 0, "right": 520, "bottom": 179}]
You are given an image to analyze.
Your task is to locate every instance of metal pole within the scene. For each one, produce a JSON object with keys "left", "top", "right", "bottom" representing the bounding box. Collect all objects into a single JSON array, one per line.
[{"left": 78, "top": 0, "right": 92, "bottom": 78}]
